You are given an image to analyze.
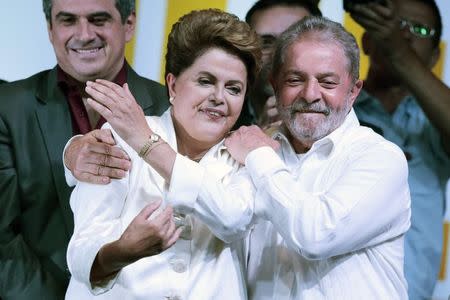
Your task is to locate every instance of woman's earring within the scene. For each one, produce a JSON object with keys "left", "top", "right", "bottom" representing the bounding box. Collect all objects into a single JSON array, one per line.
[{"left": 169, "top": 96, "right": 174, "bottom": 104}]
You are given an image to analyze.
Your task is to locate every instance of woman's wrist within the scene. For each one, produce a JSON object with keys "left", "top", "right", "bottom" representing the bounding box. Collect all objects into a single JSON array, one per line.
[
  {"left": 90, "top": 242, "right": 121, "bottom": 283},
  {"left": 90, "top": 238, "right": 137, "bottom": 283},
  {"left": 130, "top": 128, "right": 154, "bottom": 153}
]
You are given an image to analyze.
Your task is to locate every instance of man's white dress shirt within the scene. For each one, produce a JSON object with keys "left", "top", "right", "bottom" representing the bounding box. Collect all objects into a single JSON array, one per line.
[
  {"left": 246, "top": 109, "right": 411, "bottom": 300},
  {"left": 65, "top": 109, "right": 254, "bottom": 300}
]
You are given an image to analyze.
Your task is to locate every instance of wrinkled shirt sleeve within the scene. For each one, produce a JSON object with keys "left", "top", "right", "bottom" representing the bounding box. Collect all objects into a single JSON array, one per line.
[
  {"left": 245, "top": 145, "right": 411, "bottom": 260},
  {"left": 66, "top": 126, "right": 129, "bottom": 295},
  {"left": 166, "top": 154, "right": 255, "bottom": 243}
]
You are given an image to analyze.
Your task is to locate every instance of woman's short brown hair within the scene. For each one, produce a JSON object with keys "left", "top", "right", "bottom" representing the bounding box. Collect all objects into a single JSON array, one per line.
[{"left": 165, "top": 9, "right": 261, "bottom": 88}]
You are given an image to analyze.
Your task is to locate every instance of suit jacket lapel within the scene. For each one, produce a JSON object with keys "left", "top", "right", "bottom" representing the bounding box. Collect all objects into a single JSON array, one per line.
[
  {"left": 127, "top": 67, "right": 154, "bottom": 111},
  {"left": 31, "top": 66, "right": 163, "bottom": 235},
  {"left": 35, "top": 67, "right": 74, "bottom": 234}
]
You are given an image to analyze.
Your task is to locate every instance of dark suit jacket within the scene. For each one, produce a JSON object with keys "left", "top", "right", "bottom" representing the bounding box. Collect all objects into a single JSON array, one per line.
[{"left": 0, "top": 66, "right": 168, "bottom": 299}]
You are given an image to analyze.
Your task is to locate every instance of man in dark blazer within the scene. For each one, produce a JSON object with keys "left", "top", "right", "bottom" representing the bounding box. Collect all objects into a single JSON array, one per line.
[{"left": 0, "top": 0, "right": 168, "bottom": 299}]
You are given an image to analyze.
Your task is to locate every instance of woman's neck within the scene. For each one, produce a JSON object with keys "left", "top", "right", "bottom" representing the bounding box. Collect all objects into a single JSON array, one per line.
[
  {"left": 176, "top": 139, "right": 210, "bottom": 162},
  {"left": 172, "top": 117, "right": 217, "bottom": 162}
]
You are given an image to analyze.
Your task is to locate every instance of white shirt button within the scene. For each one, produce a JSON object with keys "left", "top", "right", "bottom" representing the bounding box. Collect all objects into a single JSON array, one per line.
[{"left": 169, "top": 258, "right": 187, "bottom": 273}]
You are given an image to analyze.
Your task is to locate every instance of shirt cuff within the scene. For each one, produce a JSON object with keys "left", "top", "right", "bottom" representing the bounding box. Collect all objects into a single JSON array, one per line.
[
  {"left": 63, "top": 134, "right": 83, "bottom": 187},
  {"left": 68, "top": 221, "right": 122, "bottom": 295},
  {"left": 166, "top": 154, "right": 205, "bottom": 213}
]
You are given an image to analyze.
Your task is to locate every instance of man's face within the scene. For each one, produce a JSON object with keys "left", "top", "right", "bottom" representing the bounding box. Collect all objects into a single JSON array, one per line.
[
  {"left": 47, "top": 0, "right": 135, "bottom": 82},
  {"left": 250, "top": 5, "right": 311, "bottom": 64},
  {"left": 273, "top": 38, "right": 362, "bottom": 150},
  {"left": 396, "top": 0, "right": 439, "bottom": 66},
  {"left": 249, "top": 5, "right": 311, "bottom": 118}
]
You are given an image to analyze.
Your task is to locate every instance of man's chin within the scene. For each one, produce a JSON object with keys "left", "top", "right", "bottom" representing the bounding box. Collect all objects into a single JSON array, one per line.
[{"left": 71, "top": 69, "right": 107, "bottom": 82}]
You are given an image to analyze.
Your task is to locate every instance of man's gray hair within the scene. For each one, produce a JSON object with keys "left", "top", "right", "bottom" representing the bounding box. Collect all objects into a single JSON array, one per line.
[
  {"left": 43, "top": 0, "right": 135, "bottom": 24},
  {"left": 272, "top": 16, "right": 360, "bottom": 82}
]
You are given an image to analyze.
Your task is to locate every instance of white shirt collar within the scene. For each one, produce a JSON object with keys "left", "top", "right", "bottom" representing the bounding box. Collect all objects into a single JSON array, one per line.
[{"left": 272, "top": 108, "right": 360, "bottom": 160}]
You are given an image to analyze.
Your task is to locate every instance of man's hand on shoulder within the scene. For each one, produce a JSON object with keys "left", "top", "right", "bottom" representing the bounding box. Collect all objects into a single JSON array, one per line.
[
  {"left": 225, "top": 125, "right": 280, "bottom": 164},
  {"left": 64, "top": 129, "right": 131, "bottom": 184}
]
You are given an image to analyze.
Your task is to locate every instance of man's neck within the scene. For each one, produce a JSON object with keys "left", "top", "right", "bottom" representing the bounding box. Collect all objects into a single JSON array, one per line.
[
  {"left": 57, "top": 62, "right": 127, "bottom": 133},
  {"left": 284, "top": 129, "right": 312, "bottom": 154},
  {"left": 58, "top": 59, "right": 126, "bottom": 86},
  {"left": 82, "top": 96, "right": 101, "bottom": 129}
]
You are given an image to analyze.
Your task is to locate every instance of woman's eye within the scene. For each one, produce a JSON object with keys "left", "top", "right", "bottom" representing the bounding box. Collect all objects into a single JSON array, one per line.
[{"left": 227, "top": 86, "right": 241, "bottom": 95}]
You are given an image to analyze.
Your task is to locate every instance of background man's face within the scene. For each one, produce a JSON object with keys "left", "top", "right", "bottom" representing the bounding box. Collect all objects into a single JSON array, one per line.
[
  {"left": 396, "top": 0, "right": 438, "bottom": 65},
  {"left": 367, "top": 0, "right": 439, "bottom": 81},
  {"left": 250, "top": 5, "right": 311, "bottom": 63},
  {"left": 48, "top": 0, "right": 135, "bottom": 82},
  {"left": 249, "top": 5, "right": 311, "bottom": 118}
]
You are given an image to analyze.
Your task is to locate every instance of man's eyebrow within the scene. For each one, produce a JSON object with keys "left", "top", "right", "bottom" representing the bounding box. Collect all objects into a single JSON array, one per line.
[
  {"left": 283, "top": 69, "right": 305, "bottom": 76},
  {"left": 87, "top": 12, "right": 113, "bottom": 19},
  {"left": 54, "top": 11, "right": 113, "bottom": 20},
  {"left": 282, "top": 70, "right": 340, "bottom": 79},
  {"left": 54, "top": 11, "right": 76, "bottom": 20},
  {"left": 316, "top": 72, "right": 339, "bottom": 78}
]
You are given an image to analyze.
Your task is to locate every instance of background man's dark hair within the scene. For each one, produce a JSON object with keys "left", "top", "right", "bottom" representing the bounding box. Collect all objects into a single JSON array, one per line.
[
  {"left": 245, "top": 0, "right": 322, "bottom": 24},
  {"left": 42, "top": 0, "right": 135, "bottom": 25}
]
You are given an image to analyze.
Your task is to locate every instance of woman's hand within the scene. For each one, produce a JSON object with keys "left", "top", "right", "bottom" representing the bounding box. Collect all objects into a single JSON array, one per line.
[
  {"left": 85, "top": 79, "right": 152, "bottom": 152},
  {"left": 90, "top": 200, "right": 181, "bottom": 283},
  {"left": 118, "top": 200, "right": 181, "bottom": 260}
]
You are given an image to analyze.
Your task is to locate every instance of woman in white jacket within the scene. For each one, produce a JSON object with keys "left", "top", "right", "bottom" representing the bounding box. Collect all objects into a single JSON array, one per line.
[{"left": 65, "top": 8, "right": 266, "bottom": 300}]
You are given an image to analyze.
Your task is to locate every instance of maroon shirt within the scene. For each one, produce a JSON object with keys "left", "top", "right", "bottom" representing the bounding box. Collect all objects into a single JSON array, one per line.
[{"left": 57, "top": 64, "right": 127, "bottom": 135}]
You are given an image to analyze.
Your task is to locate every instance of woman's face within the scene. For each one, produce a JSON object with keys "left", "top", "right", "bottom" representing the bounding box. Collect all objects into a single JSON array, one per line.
[{"left": 167, "top": 47, "right": 247, "bottom": 147}]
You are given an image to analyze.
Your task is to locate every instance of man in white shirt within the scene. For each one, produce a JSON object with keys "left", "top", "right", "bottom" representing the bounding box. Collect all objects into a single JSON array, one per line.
[{"left": 225, "top": 16, "right": 411, "bottom": 299}]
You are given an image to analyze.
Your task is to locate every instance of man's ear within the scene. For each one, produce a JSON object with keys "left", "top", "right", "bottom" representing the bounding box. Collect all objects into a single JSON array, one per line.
[
  {"left": 124, "top": 11, "right": 136, "bottom": 42},
  {"left": 166, "top": 73, "right": 177, "bottom": 98},
  {"left": 349, "top": 79, "right": 363, "bottom": 106}
]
